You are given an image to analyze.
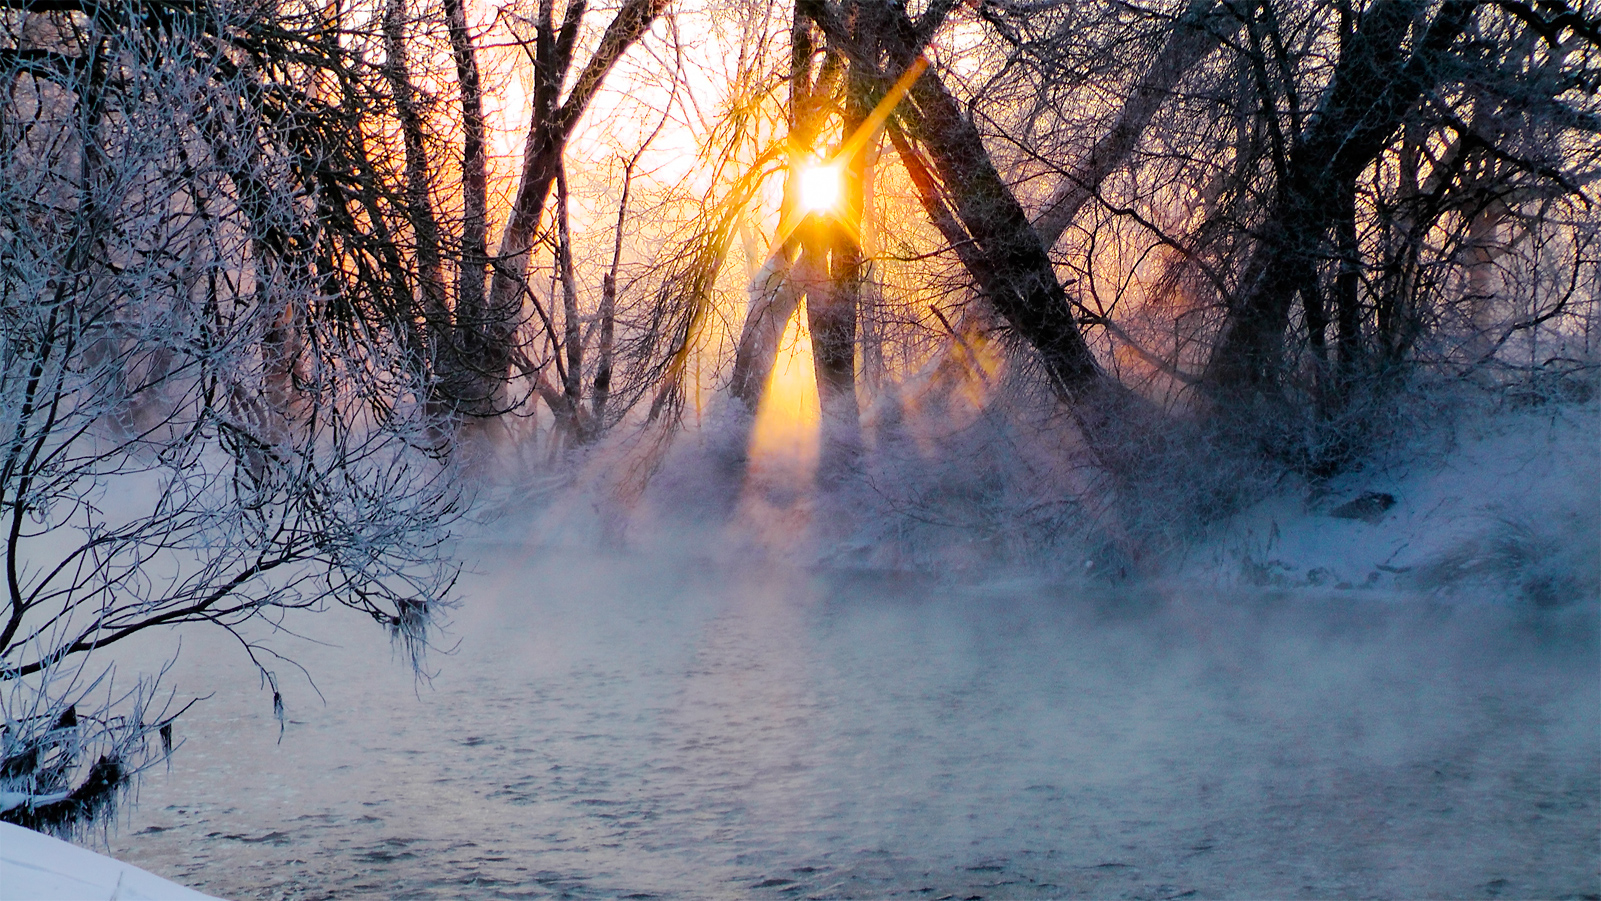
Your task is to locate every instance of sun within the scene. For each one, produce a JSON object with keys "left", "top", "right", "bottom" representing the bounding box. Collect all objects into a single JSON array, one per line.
[{"left": 797, "top": 163, "right": 842, "bottom": 214}]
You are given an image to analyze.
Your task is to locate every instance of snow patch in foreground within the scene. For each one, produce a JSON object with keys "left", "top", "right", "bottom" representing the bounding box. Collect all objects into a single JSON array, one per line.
[{"left": 0, "top": 822, "right": 223, "bottom": 901}]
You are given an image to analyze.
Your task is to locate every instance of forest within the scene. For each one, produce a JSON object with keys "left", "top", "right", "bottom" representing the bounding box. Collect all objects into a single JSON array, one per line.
[{"left": 1, "top": 0, "right": 1598, "bottom": 889}]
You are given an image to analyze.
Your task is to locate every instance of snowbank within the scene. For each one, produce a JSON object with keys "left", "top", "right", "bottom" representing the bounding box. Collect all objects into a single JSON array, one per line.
[
  {"left": 1213, "top": 400, "right": 1599, "bottom": 602},
  {"left": 0, "top": 822, "right": 223, "bottom": 901}
]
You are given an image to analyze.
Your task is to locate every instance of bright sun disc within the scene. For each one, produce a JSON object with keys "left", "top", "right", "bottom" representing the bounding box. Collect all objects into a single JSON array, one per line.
[{"left": 798, "top": 164, "right": 841, "bottom": 213}]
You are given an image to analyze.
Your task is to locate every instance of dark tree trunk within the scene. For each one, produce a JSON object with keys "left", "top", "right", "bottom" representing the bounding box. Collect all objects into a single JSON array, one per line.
[
  {"left": 443, "top": 0, "right": 488, "bottom": 377},
  {"left": 1203, "top": 0, "right": 1476, "bottom": 400},
  {"left": 854, "top": 3, "right": 1103, "bottom": 402},
  {"left": 1333, "top": 182, "right": 1362, "bottom": 375},
  {"left": 728, "top": 5, "right": 829, "bottom": 415},
  {"left": 807, "top": 1, "right": 880, "bottom": 469}
]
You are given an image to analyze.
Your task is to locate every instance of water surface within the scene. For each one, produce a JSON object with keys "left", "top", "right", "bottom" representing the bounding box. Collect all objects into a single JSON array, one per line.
[{"left": 110, "top": 543, "right": 1600, "bottom": 899}]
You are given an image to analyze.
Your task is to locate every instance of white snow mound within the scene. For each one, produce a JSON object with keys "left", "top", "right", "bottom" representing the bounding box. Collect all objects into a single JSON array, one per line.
[{"left": 0, "top": 822, "right": 224, "bottom": 901}]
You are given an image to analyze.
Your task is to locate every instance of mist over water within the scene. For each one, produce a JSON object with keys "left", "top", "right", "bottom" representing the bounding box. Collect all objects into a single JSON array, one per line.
[{"left": 107, "top": 531, "right": 1599, "bottom": 900}]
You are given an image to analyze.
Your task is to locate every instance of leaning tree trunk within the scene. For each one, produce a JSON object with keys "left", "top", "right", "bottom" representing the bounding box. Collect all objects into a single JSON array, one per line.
[
  {"left": 877, "top": 9, "right": 1103, "bottom": 402},
  {"left": 730, "top": 250, "right": 804, "bottom": 409},
  {"left": 910, "top": 0, "right": 1237, "bottom": 402}
]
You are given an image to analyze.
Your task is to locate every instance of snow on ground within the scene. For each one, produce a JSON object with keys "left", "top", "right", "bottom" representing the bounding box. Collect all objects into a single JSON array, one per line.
[
  {"left": 1206, "top": 400, "right": 1598, "bottom": 603},
  {"left": 1, "top": 821, "right": 223, "bottom": 900}
]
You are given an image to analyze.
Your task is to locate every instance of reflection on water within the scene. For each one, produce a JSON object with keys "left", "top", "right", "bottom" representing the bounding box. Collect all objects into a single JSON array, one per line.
[{"left": 109, "top": 545, "right": 1598, "bottom": 900}]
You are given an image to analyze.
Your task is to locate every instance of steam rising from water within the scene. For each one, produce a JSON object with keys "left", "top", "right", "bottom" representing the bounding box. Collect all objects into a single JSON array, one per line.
[{"left": 109, "top": 536, "right": 1598, "bottom": 900}]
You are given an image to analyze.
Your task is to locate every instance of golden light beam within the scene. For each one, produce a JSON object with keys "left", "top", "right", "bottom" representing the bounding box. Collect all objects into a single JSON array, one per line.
[
  {"left": 738, "top": 56, "right": 934, "bottom": 488},
  {"left": 746, "top": 303, "right": 821, "bottom": 474},
  {"left": 833, "top": 54, "right": 931, "bottom": 174}
]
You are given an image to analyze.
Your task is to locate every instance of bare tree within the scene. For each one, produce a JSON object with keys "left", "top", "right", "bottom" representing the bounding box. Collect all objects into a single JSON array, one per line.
[
  {"left": 1203, "top": 0, "right": 1479, "bottom": 400},
  {"left": 452, "top": 0, "right": 671, "bottom": 425},
  {"left": 1, "top": 0, "right": 458, "bottom": 834}
]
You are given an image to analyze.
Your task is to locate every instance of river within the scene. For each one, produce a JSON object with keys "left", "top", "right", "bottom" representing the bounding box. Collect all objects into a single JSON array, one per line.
[{"left": 106, "top": 540, "right": 1599, "bottom": 900}]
